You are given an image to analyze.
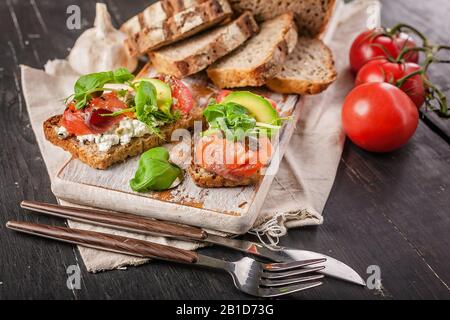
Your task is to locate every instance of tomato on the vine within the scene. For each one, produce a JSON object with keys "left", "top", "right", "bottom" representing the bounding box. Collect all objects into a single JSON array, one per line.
[
  {"left": 394, "top": 32, "right": 420, "bottom": 62},
  {"left": 342, "top": 83, "right": 419, "bottom": 153},
  {"left": 355, "top": 59, "right": 425, "bottom": 108},
  {"left": 350, "top": 29, "right": 418, "bottom": 73}
]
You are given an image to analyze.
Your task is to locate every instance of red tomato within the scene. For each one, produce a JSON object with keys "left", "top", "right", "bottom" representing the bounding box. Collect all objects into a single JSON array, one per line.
[
  {"left": 394, "top": 32, "right": 419, "bottom": 63},
  {"left": 265, "top": 97, "right": 278, "bottom": 111},
  {"left": 159, "top": 75, "right": 194, "bottom": 115},
  {"left": 61, "top": 93, "right": 129, "bottom": 136},
  {"left": 216, "top": 90, "right": 232, "bottom": 103},
  {"left": 342, "top": 83, "right": 419, "bottom": 153},
  {"left": 350, "top": 29, "right": 418, "bottom": 73},
  {"left": 356, "top": 59, "right": 425, "bottom": 108}
]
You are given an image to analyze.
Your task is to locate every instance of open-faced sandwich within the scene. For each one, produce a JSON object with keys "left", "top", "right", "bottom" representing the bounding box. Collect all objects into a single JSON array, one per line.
[
  {"left": 44, "top": 68, "right": 203, "bottom": 169},
  {"left": 190, "top": 90, "right": 283, "bottom": 188}
]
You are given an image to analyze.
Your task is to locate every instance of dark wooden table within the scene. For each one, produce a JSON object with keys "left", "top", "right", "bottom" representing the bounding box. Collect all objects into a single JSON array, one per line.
[{"left": 0, "top": 0, "right": 449, "bottom": 300}]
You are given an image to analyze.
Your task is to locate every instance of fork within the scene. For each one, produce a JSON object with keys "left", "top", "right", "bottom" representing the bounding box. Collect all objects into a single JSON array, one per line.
[{"left": 7, "top": 221, "right": 325, "bottom": 298}]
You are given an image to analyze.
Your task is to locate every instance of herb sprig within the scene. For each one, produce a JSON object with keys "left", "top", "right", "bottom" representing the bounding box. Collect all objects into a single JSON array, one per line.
[
  {"left": 133, "top": 81, "right": 180, "bottom": 137},
  {"left": 99, "top": 80, "right": 179, "bottom": 137},
  {"left": 203, "top": 101, "right": 283, "bottom": 140},
  {"left": 66, "top": 68, "right": 135, "bottom": 110}
]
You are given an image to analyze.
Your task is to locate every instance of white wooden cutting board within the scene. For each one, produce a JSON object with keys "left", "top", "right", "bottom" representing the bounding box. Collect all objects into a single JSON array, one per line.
[
  {"left": 52, "top": 0, "right": 342, "bottom": 234},
  {"left": 52, "top": 81, "right": 302, "bottom": 234}
]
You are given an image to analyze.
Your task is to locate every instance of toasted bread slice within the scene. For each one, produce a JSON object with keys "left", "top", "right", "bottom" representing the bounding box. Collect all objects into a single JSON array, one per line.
[
  {"left": 267, "top": 37, "right": 337, "bottom": 95},
  {"left": 149, "top": 12, "right": 259, "bottom": 78},
  {"left": 44, "top": 106, "right": 203, "bottom": 170},
  {"left": 189, "top": 164, "right": 261, "bottom": 188},
  {"left": 123, "top": 0, "right": 233, "bottom": 56},
  {"left": 229, "top": 0, "right": 336, "bottom": 37},
  {"left": 206, "top": 13, "right": 297, "bottom": 88}
]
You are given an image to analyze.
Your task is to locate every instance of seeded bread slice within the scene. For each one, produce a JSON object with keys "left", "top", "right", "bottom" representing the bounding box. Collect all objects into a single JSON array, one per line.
[
  {"left": 44, "top": 105, "right": 203, "bottom": 170},
  {"left": 123, "top": 0, "right": 233, "bottom": 57},
  {"left": 206, "top": 13, "right": 298, "bottom": 88},
  {"left": 229, "top": 0, "right": 336, "bottom": 37},
  {"left": 149, "top": 12, "right": 259, "bottom": 78},
  {"left": 267, "top": 37, "right": 337, "bottom": 95},
  {"left": 189, "top": 164, "right": 261, "bottom": 188}
]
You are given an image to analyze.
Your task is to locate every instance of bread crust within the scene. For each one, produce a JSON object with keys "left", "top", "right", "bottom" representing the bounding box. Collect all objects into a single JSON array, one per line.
[
  {"left": 132, "top": 0, "right": 233, "bottom": 56},
  {"left": 229, "top": 0, "right": 336, "bottom": 38},
  {"left": 44, "top": 105, "right": 203, "bottom": 170},
  {"left": 266, "top": 77, "right": 335, "bottom": 95},
  {"left": 316, "top": 0, "right": 336, "bottom": 38},
  {"left": 189, "top": 164, "right": 261, "bottom": 188}
]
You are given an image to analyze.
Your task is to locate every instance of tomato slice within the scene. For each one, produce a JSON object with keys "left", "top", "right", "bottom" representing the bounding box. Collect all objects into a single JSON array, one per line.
[
  {"left": 61, "top": 93, "right": 130, "bottom": 136},
  {"left": 158, "top": 75, "right": 194, "bottom": 115},
  {"left": 216, "top": 90, "right": 232, "bottom": 103}
]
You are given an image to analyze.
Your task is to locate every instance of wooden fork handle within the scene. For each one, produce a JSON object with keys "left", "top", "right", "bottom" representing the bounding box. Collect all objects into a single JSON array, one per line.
[
  {"left": 21, "top": 200, "right": 207, "bottom": 241},
  {"left": 6, "top": 221, "right": 199, "bottom": 264}
]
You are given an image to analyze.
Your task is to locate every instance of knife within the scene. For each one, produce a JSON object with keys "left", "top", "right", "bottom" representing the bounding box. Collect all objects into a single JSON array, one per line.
[{"left": 21, "top": 200, "right": 366, "bottom": 286}]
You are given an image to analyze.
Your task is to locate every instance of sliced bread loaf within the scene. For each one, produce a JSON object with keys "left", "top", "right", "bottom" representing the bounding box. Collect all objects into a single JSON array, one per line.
[
  {"left": 149, "top": 12, "right": 259, "bottom": 78},
  {"left": 206, "top": 13, "right": 297, "bottom": 88},
  {"left": 123, "top": 0, "right": 233, "bottom": 57},
  {"left": 266, "top": 37, "right": 337, "bottom": 95},
  {"left": 229, "top": 0, "right": 335, "bottom": 37}
]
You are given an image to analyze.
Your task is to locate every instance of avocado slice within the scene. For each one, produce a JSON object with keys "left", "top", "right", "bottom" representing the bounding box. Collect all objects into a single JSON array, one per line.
[
  {"left": 134, "top": 78, "right": 173, "bottom": 115},
  {"left": 222, "top": 91, "right": 278, "bottom": 125}
]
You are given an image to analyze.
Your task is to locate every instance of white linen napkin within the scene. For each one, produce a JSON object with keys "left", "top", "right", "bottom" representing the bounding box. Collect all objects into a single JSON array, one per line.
[{"left": 20, "top": 0, "right": 373, "bottom": 272}]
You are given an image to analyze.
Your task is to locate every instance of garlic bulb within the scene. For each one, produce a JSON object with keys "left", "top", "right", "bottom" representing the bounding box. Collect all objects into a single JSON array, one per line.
[{"left": 68, "top": 3, "right": 138, "bottom": 74}]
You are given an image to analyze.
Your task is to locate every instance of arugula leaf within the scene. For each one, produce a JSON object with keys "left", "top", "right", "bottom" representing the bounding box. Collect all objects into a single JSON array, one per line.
[
  {"left": 203, "top": 101, "right": 283, "bottom": 140},
  {"left": 71, "top": 68, "right": 135, "bottom": 110},
  {"left": 130, "top": 147, "right": 183, "bottom": 192},
  {"left": 203, "top": 102, "right": 257, "bottom": 140}
]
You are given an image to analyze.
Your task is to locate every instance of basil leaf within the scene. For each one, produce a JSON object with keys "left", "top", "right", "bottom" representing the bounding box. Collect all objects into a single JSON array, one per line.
[
  {"left": 113, "top": 68, "right": 135, "bottom": 83},
  {"left": 135, "top": 81, "right": 158, "bottom": 117},
  {"left": 130, "top": 147, "right": 183, "bottom": 192},
  {"left": 133, "top": 81, "right": 180, "bottom": 136},
  {"left": 134, "top": 81, "right": 159, "bottom": 132},
  {"left": 74, "top": 71, "right": 113, "bottom": 98},
  {"left": 71, "top": 68, "right": 135, "bottom": 109}
]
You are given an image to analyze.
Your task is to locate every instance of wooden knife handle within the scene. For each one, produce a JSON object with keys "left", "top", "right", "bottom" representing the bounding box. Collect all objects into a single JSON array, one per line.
[
  {"left": 21, "top": 201, "right": 207, "bottom": 241},
  {"left": 6, "top": 221, "right": 199, "bottom": 264}
]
